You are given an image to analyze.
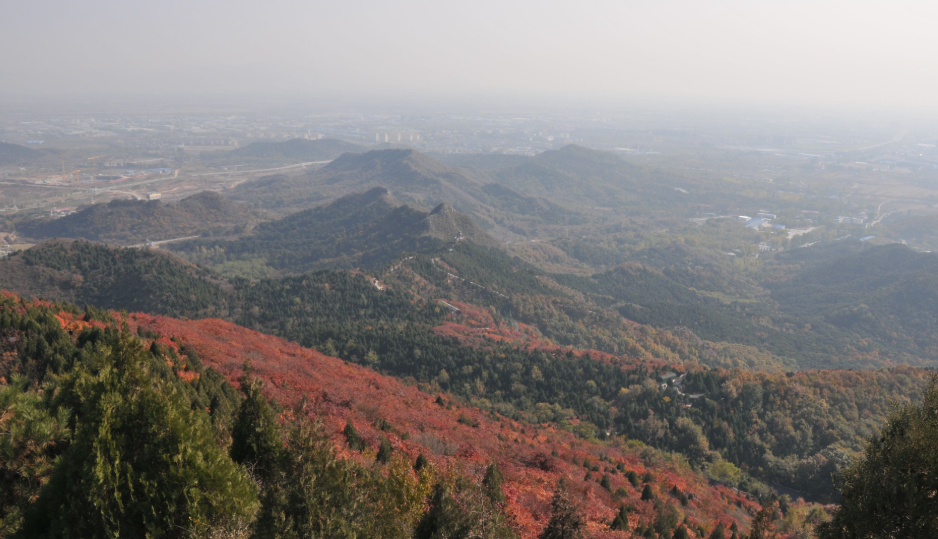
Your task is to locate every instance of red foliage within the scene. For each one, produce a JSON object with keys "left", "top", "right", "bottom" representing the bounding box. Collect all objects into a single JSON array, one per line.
[{"left": 129, "top": 312, "right": 759, "bottom": 538}]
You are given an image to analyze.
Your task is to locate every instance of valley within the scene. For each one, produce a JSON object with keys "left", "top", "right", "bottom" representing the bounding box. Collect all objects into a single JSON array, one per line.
[{"left": 3, "top": 111, "right": 938, "bottom": 539}]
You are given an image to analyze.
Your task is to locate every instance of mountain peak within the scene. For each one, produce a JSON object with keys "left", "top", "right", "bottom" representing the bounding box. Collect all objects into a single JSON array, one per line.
[
  {"left": 425, "top": 202, "right": 498, "bottom": 247},
  {"left": 429, "top": 202, "right": 455, "bottom": 215}
]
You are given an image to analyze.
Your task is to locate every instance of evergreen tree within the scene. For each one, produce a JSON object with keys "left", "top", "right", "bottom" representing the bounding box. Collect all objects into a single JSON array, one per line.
[
  {"left": 600, "top": 474, "right": 612, "bottom": 491},
  {"left": 377, "top": 436, "right": 393, "bottom": 463},
  {"left": 415, "top": 483, "right": 470, "bottom": 539},
  {"left": 18, "top": 329, "right": 258, "bottom": 537},
  {"left": 230, "top": 367, "right": 283, "bottom": 481},
  {"left": 747, "top": 502, "right": 777, "bottom": 539},
  {"left": 343, "top": 420, "right": 365, "bottom": 451},
  {"left": 626, "top": 470, "right": 641, "bottom": 488},
  {"left": 483, "top": 462, "right": 507, "bottom": 504},
  {"left": 230, "top": 368, "right": 291, "bottom": 539},
  {"left": 539, "top": 480, "right": 585, "bottom": 539},
  {"left": 641, "top": 484, "right": 655, "bottom": 501},
  {"left": 819, "top": 377, "right": 938, "bottom": 539},
  {"left": 610, "top": 505, "right": 630, "bottom": 531},
  {"left": 709, "top": 524, "right": 726, "bottom": 539},
  {"left": 278, "top": 418, "right": 380, "bottom": 538},
  {"left": 414, "top": 453, "right": 429, "bottom": 472}
]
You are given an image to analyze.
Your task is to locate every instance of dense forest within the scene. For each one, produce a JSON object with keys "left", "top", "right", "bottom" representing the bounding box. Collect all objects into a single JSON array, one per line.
[
  {"left": 0, "top": 295, "right": 520, "bottom": 538},
  {"left": 0, "top": 240, "right": 230, "bottom": 316},
  {"left": 4, "top": 293, "right": 798, "bottom": 538},
  {"left": 2, "top": 239, "right": 930, "bottom": 506},
  {"left": 17, "top": 191, "right": 253, "bottom": 244}
]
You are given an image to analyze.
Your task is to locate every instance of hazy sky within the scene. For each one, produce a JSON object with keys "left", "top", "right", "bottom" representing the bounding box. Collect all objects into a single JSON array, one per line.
[{"left": 2, "top": 0, "right": 937, "bottom": 112}]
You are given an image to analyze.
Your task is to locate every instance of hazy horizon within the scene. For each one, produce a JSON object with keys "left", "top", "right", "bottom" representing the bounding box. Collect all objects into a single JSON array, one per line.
[{"left": 3, "top": 0, "right": 937, "bottom": 114}]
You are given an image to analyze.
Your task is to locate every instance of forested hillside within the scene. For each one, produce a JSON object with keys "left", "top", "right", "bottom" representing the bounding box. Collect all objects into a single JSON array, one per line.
[
  {"left": 173, "top": 187, "right": 497, "bottom": 275},
  {"left": 17, "top": 191, "right": 253, "bottom": 244},
  {"left": 0, "top": 240, "right": 229, "bottom": 316},
  {"left": 2, "top": 238, "right": 931, "bottom": 508},
  {"left": 226, "top": 149, "right": 584, "bottom": 235},
  {"left": 0, "top": 141, "right": 44, "bottom": 166},
  {"left": 2, "top": 293, "right": 788, "bottom": 538}
]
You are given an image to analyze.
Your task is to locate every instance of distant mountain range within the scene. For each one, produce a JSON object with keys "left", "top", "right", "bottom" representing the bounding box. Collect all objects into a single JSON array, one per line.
[
  {"left": 174, "top": 186, "right": 498, "bottom": 274},
  {"left": 17, "top": 191, "right": 253, "bottom": 244},
  {"left": 228, "top": 148, "right": 584, "bottom": 236}
]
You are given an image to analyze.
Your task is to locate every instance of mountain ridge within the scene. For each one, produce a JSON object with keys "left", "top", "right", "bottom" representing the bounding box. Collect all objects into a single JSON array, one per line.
[
  {"left": 175, "top": 186, "right": 498, "bottom": 274},
  {"left": 17, "top": 190, "right": 252, "bottom": 244}
]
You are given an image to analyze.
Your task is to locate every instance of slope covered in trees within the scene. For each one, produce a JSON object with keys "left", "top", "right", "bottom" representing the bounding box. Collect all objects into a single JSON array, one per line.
[
  {"left": 2, "top": 293, "right": 779, "bottom": 538},
  {"left": 226, "top": 149, "right": 583, "bottom": 235},
  {"left": 227, "top": 149, "right": 492, "bottom": 214},
  {"left": 174, "top": 187, "right": 497, "bottom": 274},
  {"left": 0, "top": 240, "right": 229, "bottom": 317},
  {"left": 131, "top": 304, "right": 778, "bottom": 539},
  {"left": 17, "top": 191, "right": 253, "bottom": 244},
  {"left": 818, "top": 376, "right": 938, "bottom": 539},
  {"left": 546, "top": 239, "right": 938, "bottom": 370},
  {"left": 2, "top": 239, "right": 934, "bottom": 506},
  {"left": 0, "top": 141, "right": 44, "bottom": 166}
]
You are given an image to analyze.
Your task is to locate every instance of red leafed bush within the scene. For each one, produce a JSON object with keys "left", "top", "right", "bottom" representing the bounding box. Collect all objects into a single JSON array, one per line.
[{"left": 126, "top": 311, "right": 762, "bottom": 538}]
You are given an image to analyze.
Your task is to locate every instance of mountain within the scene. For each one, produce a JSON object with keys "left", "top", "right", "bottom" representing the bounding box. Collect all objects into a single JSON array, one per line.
[
  {"left": 0, "top": 239, "right": 228, "bottom": 316},
  {"left": 17, "top": 191, "right": 253, "bottom": 244},
  {"left": 2, "top": 239, "right": 933, "bottom": 504},
  {"left": 175, "top": 186, "right": 498, "bottom": 274},
  {"left": 227, "top": 148, "right": 584, "bottom": 236},
  {"left": 4, "top": 293, "right": 783, "bottom": 539},
  {"left": 0, "top": 141, "right": 43, "bottom": 166},
  {"left": 134, "top": 308, "right": 779, "bottom": 538},
  {"left": 487, "top": 145, "right": 656, "bottom": 209},
  {"left": 227, "top": 137, "right": 365, "bottom": 162},
  {"left": 230, "top": 149, "right": 490, "bottom": 213},
  {"left": 436, "top": 145, "right": 735, "bottom": 221},
  {"left": 768, "top": 242, "right": 938, "bottom": 354}
]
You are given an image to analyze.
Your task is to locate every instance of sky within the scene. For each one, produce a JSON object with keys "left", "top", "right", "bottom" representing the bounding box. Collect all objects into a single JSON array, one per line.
[{"left": 2, "top": 0, "right": 937, "bottom": 112}]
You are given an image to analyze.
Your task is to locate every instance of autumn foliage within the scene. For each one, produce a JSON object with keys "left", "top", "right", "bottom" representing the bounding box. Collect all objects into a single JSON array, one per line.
[{"left": 129, "top": 310, "right": 763, "bottom": 538}]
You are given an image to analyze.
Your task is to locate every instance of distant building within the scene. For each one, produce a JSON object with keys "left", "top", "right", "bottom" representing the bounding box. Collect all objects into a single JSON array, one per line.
[
  {"left": 746, "top": 218, "right": 769, "bottom": 228},
  {"left": 837, "top": 216, "right": 865, "bottom": 225},
  {"left": 738, "top": 216, "right": 751, "bottom": 221},
  {"left": 860, "top": 235, "right": 876, "bottom": 242},
  {"left": 756, "top": 212, "right": 776, "bottom": 219},
  {"left": 148, "top": 193, "right": 162, "bottom": 200}
]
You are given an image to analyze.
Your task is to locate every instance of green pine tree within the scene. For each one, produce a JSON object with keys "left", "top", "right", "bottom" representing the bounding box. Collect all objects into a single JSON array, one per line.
[
  {"left": 641, "top": 484, "right": 655, "bottom": 501},
  {"left": 343, "top": 420, "right": 365, "bottom": 451},
  {"left": 377, "top": 436, "right": 393, "bottom": 463},
  {"left": 539, "top": 479, "right": 585, "bottom": 539},
  {"left": 819, "top": 377, "right": 938, "bottom": 538},
  {"left": 610, "top": 505, "right": 630, "bottom": 531},
  {"left": 709, "top": 524, "right": 726, "bottom": 539}
]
